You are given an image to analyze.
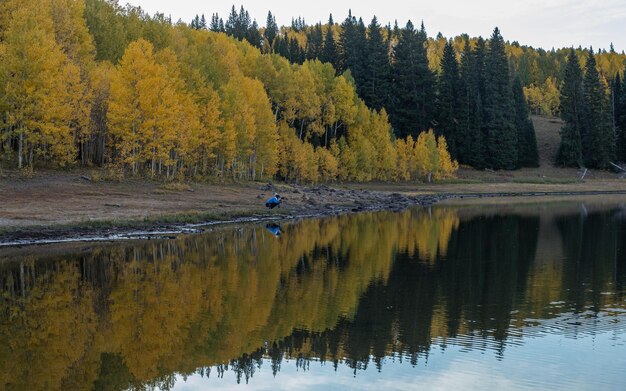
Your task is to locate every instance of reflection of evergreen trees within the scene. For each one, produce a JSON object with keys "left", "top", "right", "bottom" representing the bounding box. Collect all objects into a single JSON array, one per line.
[
  {"left": 557, "top": 208, "right": 626, "bottom": 311},
  {"left": 1, "top": 206, "right": 625, "bottom": 388},
  {"left": 224, "top": 210, "right": 625, "bottom": 377}
]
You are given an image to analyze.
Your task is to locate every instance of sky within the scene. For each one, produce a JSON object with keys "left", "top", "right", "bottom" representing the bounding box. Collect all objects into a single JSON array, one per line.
[{"left": 131, "top": 0, "right": 626, "bottom": 52}]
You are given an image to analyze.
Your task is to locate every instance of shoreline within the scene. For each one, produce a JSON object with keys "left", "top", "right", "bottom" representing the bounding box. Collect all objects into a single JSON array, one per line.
[{"left": 2, "top": 187, "right": 626, "bottom": 248}]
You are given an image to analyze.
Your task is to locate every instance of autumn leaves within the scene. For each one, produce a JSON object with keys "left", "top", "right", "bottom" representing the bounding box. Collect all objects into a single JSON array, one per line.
[{"left": 0, "top": 0, "right": 458, "bottom": 183}]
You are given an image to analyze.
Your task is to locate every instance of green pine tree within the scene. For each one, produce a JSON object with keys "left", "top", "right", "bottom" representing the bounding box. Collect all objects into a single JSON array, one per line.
[
  {"left": 557, "top": 49, "right": 584, "bottom": 167},
  {"left": 612, "top": 72, "right": 626, "bottom": 161},
  {"left": 339, "top": 12, "right": 367, "bottom": 91},
  {"left": 437, "top": 40, "right": 461, "bottom": 158},
  {"left": 389, "top": 20, "right": 435, "bottom": 138},
  {"left": 458, "top": 38, "right": 487, "bottom": 168},
  {"left": 362, "top": 16, "right": 389, "bottom": 111},
  {"left": 321, "top": 14, "right": 338, "bottom": 70},
  {"left": 306, "top": 23, "right": 324, "bottom": 60},
  {"left": 512, "top": 76, "right": 539, "bottom": 166},
  {"left": 582, "top": 48, "right": 615, "bottom": 168},
  {"left": 264, "top": 11, "right": 279, "bottom": 49},
  {"left": 484, "top": 27, "right": 517, "bottom": 169}
]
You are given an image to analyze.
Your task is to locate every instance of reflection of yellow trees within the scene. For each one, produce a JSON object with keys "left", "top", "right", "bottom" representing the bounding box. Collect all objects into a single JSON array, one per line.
[
  {"left": 0, "top": 207, "right": 460, "bottom": 389},
  {"left": 0, "top": 262, "right": 97, "bottom": 390},
  {"left": 397, "top": 208, "right": 460, "bottom": 263}
]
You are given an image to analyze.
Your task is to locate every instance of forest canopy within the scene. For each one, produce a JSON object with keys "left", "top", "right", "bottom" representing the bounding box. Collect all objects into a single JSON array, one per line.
[{"left": 0, "top": 1, "right": 622, "bottom": 178}]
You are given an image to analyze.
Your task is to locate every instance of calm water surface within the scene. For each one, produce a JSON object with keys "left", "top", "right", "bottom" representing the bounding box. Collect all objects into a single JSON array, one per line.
[{"left": 1, "top": 201, "right": 625, "bottom": 390}]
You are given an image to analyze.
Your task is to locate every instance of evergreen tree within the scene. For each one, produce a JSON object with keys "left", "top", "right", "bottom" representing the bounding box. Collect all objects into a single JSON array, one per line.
[
  {"left": 210, "top": 13, "right": 224, "bottom": 32},
  {"left": 612, "top": 72, "right": 626, "bottom": 161},
  {"left": 225, "top": 6, "right": 250, "bottom": 41},
  {"left": 390, "top": 20, "right": 435, "bottom": 138},
  {"left": 288, "top": 36, "right": 304, "bottom": 64},
  {"left": 582, "top": 48, "right": 615, "bottom": 168},
  {"left": 264, "top": 11, "right": 279, "bottom": 48},
  {"left": 321, "top": 15, "right": 338, "bottom": 70},
  {"left": 484, "top": 27, "right": 517, "bottom": 169},
  {"left": 459, "top": 38, "right": 487, "bottom": 168},
  {"left": 306, "top": 23, "right": 323, "bottom": 60},
  {"left": 352, "top": 17, "right": 368, "bottom": 91},
  {"left": 362, "top": 16, "right": 389, "bottom": 110},
  {"left": 557, "top": 49, "right": 584, "bottom": 167},
  {"left": 246, "top": 20, "right": 262, "bottom": 48},
  {"left": 338, "top": 10, "right": 366, "bottom": 80},
  {"left": 274, "top": 33, "right": 289, "bottom": 59},
  {"left": 437, "top": 40, "right": 461, "bottom": 158},
  {"left": 191, "top": 14, "right": 201, "bottom": 30},
  {"left": 200, "top": 14, "right": 207, "bottom": 30},
  {"left": 512, "top": 76, "right": 539, "bottom": 166},
  {"left": 225, "top": 6, "right": 238, "bottom": 37}
]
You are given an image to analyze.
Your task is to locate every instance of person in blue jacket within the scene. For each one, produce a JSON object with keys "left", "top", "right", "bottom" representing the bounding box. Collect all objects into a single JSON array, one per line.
[{"left": 265, "top": 193, "right": 282, "bottom": 209}]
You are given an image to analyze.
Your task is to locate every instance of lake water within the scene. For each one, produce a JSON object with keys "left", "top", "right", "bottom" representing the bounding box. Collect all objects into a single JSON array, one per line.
[{"left": 1, "top": 200, "right": 625, "bottom": 390}]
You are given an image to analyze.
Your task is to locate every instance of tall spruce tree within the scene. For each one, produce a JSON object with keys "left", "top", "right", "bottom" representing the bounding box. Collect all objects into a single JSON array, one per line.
[
  {"left": 274, "top": 33, "right": 289, "bottom": 59},
  {"left": 484, "top": 27, "right": 517, "bottom": 169},
  {"left": 362, "top": 16, "right": 389, "bottom": 110},
  {"left": 437, "top": 40, "right": 461, "bottom": 158},
  {"left": 264, "top": 11, "right": 279, "bottom": 49},
  {"left": 338, "top": 11, "right": 366, "bottom": 86},
  {"left": 390, "top": 20, "right": 435, "bottom": 138},
  {"left": 246, "top": 20, "right": 262, "bottom": 48},
  {"left": 338, "top": 10, "right": 355, "bottom": 74},
  {"left": 557, "top": 49, "right": 584, "bottom": 167},
  {"left": 458, "top": 38, "right": 487, "bottom": 168},
  {"left": 512, "top": 75, "right": 539, "bottom": 166},
  {"left": 209, "top": 13, "right": 224, "bottom": 32},
  {"left": 191, "top": 14, "right": 201, "bottom": 30},
  {"left": 306, "top": 23, "right": 324, "bottom": 60},
  {"left": 581, "top": 48, "right": 615, "bottom": 168},
  {"left": 321, "top": 14, "right": 338, "bottom": 70},
  {"left": 612, "top": 72, "right": 626, "bottom": 161}
]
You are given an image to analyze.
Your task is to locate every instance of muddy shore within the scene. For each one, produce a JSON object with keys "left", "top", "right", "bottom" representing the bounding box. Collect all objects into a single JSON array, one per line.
[{"left": 2, "top": 178, "right": 626, "bottom": 247}]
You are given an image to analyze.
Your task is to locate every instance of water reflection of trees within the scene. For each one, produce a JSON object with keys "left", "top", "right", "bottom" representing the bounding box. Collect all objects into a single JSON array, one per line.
[{"left": 0, "top": 206, "right": 624, "bottom": 389}]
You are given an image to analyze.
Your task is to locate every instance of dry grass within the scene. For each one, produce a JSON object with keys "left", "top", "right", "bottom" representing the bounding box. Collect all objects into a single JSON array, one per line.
[{"left": 1, "top": 116, "right": 625, "bottom": 231}]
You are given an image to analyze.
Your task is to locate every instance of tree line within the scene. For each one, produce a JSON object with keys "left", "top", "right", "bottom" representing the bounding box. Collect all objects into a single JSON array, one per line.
[
  {"left": 207, "top": 6, "right": 626, "bottom": 168},
  {"left": 0, "top": 0, "right": 457, "bottom": 182},
  {"left": 207, "top": 7, "right": 541, "bottom": 169},
  {"left": 557, "top": 49, "right": 626, "bottom": 168}
]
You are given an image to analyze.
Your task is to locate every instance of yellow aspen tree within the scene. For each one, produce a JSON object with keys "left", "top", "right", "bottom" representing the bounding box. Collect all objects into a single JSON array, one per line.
[
  {"left": 0, "top": 5, "right": 76, "bottom": 168},
  {"left": 47, "top": 0, "right": 96, "bottom": 66},
  {"left": 435, "top": 135, "right": 459, "bottom": 180},
  {"left": 218, "top": 120, "right": 237, "bottom": 176},
  {"left": 219, "top": 75, "right": 257, "bottom": 178},
  {"left": 155, "top": 48, "right": 198, "bottom": 177},
  {"left": 194, "top": 84, "right": 222, "bottom": 176},
  {"left": 301, "top": 142, "right": 319, "bottom": 183},
  {"left": 395, "top": 138, "right": 412, "bottom": 181},
  {"left": 277, "top": 121, "right": 295, "bottom": 180},
  {"left": 337, "top": 137, "right": 357, "bottom": 181},
  {"left": 316, "top": 147, "right": 338, "bottom": 181},
  {"left": 415, "top": 130, "right": 439, "bottom": 182},
  {"left": 108, "top": 39, "right": 156, "bottom": 174},
  {"left": 64, "top": 62, "right": 92, "bottom": 165},
  {"left": 331, "top": 76, "right": 357, "bottom": 138}
]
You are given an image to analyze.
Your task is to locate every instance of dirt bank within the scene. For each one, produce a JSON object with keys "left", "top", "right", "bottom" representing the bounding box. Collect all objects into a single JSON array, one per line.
[{"left": 1, "top": 170, "right": 626, "bottom": 247}]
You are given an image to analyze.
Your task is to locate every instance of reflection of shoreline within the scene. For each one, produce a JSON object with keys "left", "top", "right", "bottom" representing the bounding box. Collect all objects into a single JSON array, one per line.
[{"left": 0, "top": 205, "right": 624, "bottom": 389}]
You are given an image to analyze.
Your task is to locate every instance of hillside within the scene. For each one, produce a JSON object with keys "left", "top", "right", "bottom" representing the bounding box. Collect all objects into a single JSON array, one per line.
[{"left": 456, "top": 116, "right": 619, "bottom": 183}]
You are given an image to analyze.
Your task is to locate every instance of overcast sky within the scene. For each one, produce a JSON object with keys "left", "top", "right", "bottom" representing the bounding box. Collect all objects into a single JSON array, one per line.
[{"left": 131, "top": 0, "right": 626, "bottom": 52}]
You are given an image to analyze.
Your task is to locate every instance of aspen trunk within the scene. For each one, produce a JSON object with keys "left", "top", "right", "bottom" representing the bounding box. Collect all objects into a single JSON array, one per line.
[{"left": 18, "top": 131, "right": 23, "bottom": 169}]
